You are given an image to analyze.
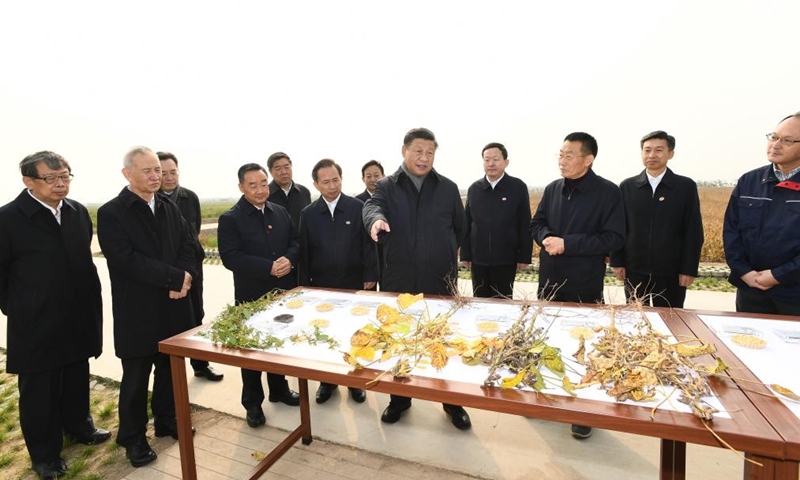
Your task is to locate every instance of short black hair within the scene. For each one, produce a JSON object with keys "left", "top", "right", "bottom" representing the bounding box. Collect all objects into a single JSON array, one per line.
[
  {"left": 779, "top": 112, "right": 800, "bottom": 123},
  {"left": 361, "top": 160, "right": 384, "bottom": 176},
  {"left": 563, "top": 132, "right": 598, "bottom": 158},
  {"left": 481, "top": 142, "right": 508, "bottom": 160},
  {"left": 640, "top": 131, "right": 675, "bottom": 151},
  {"left": 267, "top": 152, "right": 291, "bottom": 170},
  {"left": 403, "top": 128, "right": 438, "bottom": 149},
  {"left": 312, "top": 159, "right": 343, "bottom": 182},
  {"left": 237, "top": 163, "right": 268, "bottom": 183},
  {"left": 20, "top": 151, "right": 70, "bottom": 178},
  {"left": 157, "top": 151, "right": 178, "bottom": 165}
]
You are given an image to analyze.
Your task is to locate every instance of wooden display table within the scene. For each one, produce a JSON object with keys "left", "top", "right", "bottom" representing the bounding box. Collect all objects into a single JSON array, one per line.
[{"left": 159, "top": 288, "right": 796, "bottom": 479}]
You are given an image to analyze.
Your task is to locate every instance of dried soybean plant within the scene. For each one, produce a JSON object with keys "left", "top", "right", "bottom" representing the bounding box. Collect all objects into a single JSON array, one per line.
[
  {"left": 344, "top": 293, "right": 464, "bottom": 382},
  {"left": 478, "top": 300, "right": 575, "bottom": 395},
  {"left": 573, "top": 300, "right": 727, "bottom": 421}
]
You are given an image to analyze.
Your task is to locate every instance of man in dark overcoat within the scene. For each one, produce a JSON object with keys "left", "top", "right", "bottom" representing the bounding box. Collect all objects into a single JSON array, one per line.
[
  {"left": 267, "top": 151, "right": 311, "bottom": 230},
  {"left": 97, "top": 146, "right": 196, "bottom": 468},
  {"left": 362, "top": 127, "right": 471, "bottom": 430},
  {"left": 610, "top": 131, "right": 704, "bottom": 308},
  {"left": 298, "top": 158, "right": 376, "bottom": 404},
  {"left": 461, "top": 142, "right": 533, "bottom": 298},
  {"left": 218, "top": 163, "right": 301, "bottom": 429},
  {"left": 0, "top": 151, "right": 109, "bottom": 479},
  {"left": 157, "top": 151, "right": 223, "bottom": 381},
  {"left": 529, "top": 132, "right": 625, "bottom": 440}
]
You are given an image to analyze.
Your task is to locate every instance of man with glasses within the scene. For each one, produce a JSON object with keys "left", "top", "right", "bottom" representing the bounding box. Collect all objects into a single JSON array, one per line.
[
  {"left": 529, "top": 132, "right": 625, "bottom": 440},
  {"left": 0, "top": 152, "right": 109, "bottom": 479},
  {"left": 610, "top": 131, "right": 704, "bottom": 308},
  {"left": 98, "top": 146, "right": 197, "bottom": 467},
  {"left": 724, "top": 112, "right": 800, "bottom": 315},
  {"left": 218, "top": 163, "right": 301, "bottom": 429},
  {"left": 157, "top": 151, "right": 223, "bottom": 382},
  {"left": 267, "top": 152, "right": 311, "bottom": 230}
]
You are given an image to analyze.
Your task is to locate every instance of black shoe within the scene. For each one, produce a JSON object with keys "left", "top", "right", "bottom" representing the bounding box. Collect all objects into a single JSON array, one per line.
[
  {"left": 154, "top": 418, "right": 196, "bottom": 439},
  {"left": 246, "top": 406, "right": 266, "bottom": 428},
  {"left": 381, "top": 402, "right": 411, "bottom": 424},
  {"left": 316, "top": 383, "right": 336, "bottom": 404},
  {"left": 443, "top": 405, "right": 472, "bottom": 430},
  {"left": 32, "top": 458, "right": 67, "bottom": 479},
  {"left": 268, "top": 389, "right": 300, "bottom": 406},
  {"left": 348, "top": 387, "right": 366, "bottom": 403},
  {"left": 571, "top": 424, "right": 593, "bottom": 439},
  {"left": 126, "top": 438, "right": 157, "bottom": 468},
  {"left": 194, "top": 365, "right": 224, "bottom": 381},
  {"left": 67, "top": 428, "right": 112, "bottom": 445}
]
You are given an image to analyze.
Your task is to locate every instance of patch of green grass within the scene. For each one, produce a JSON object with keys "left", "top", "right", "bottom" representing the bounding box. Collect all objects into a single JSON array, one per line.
[
  {"left": 90, "top": 396, "right": 102, "bottom": 407},
  {"left": 201, "top": 200, "right": 235, "bottom": 220},
  {"left": 0, "top": 452, "right": 14, "bottom": 468},
  {"left": 66, "top": 457, "right": 87, "bottom": 476},
  {"left": 79, "top": 446, "right": 96, "bottom": 459},
  {"left": 80, "top": 473, "right": 103, "bottom": 480},
  {"left": 97, "top": 402, "right": 115, "bottom": 421}
]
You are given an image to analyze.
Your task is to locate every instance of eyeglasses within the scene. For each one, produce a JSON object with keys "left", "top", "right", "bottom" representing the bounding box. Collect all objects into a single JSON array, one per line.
[
  {"left": 32, "top": 173, "right": 74, "bottom": 184},
  {"left": 766, "top": 133, "right": 800, "bottom": 146}
]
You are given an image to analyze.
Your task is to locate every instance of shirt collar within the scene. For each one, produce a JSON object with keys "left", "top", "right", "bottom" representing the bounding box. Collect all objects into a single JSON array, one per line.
[
  {"left": 27, "top": 189, "right": 63, "bottom": 223},
  {"left": 774, "top": 163, "right": 800, "bottom": 182},
  {"left": 486, "top": 173, "right": 505, "bottom": 189}
]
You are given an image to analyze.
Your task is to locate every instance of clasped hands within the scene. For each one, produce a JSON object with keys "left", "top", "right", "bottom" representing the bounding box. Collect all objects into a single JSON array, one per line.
[
  {"left": 169, "top": 271, "right": 193, "bottom": 299},
  {"left": 271, "top": 256, "right": 293, "bottom": 278},
  {"left": 741, "top": 269, "right": 778, "bottom": 290}
]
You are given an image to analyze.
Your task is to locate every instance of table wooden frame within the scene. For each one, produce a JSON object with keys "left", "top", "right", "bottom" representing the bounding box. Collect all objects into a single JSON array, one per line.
[
  {"left": 159, "top": 289, "right": 796, "bottom": 480},
  {"left": 676, "top": 309, "right": 800, "bottom": 479}
]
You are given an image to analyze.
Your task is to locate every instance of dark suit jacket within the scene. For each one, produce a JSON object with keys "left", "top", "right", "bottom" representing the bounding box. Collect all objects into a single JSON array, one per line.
[
  {"left": 530, "top": 169, "right": 625, "bottom": 298},
  {"left": 355, "top": 190, "right": 371, "bottom": 203},
  {"left": 218, "top": 196, "right": 300, "bottom": 303},
  {"left": 268, "top": 181, "right": 311, "bottom": 230},
  {"left": 164, "top": 185, "right": 205, "bottom": 323},
  {"left": 611, "top": 168, "right": 704, "bottom": 277},
  {"left": 363, "top": 167, "right": 465, "bottom": 296},
  {"left": 97, "top": 188, "right": 196, "bottom": 359},
  {"left": 299, "top": 194, "right": 377, "bottom": 289},
  {"left": 0, "top": 190, "right": 103, "bottom": 374},
  {"left": 461, "top": 174, "right": 533, "bottom": 266}
]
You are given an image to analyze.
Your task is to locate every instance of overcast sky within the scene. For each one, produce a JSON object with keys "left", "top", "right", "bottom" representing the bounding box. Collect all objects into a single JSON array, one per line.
[{"left": 2, "top": 1, "right": 799, "bottom": 204}]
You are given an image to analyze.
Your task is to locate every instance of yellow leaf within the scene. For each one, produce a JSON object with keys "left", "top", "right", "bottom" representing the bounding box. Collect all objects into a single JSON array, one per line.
[
  {"left": 380, "top": 350, "right": 393, "bottom": 362},
  {"left": 771, "top": 384, "right": 800, "bottom": 402},
  {"left": 350, "top": 329, "right": 373, "bottom": 346},
  {"left": 377, "top": 304, "right": 400, "bottom": 324},
  {"left": 675, "top": 342, "right": 716, "bottom": 357},
  {"left": 397, "top": 293, "right": 423, "bottom": 310},
  {"left": 342, "top": 353, "right": 364, "bottom": 369},
  {"left": 542, "top": 346, "right": 565, "bottom": 377},
  {"left": 396, "top": 323, "right": 412, "bottom": 334},
  {"left": 429, "top": 343, "right": 448, "bottom": 370},
  {"left": 562, "top": 376, "right": 577, "bottom": 397},
  {"left": 251, "top": 450, "right": 265, "bottom": 461},
  {"left": 357, "top": 346, "right": 376, "bottom": 361},
  {"left": 501, "top": 371, "right": 526, "bottom": 389}
]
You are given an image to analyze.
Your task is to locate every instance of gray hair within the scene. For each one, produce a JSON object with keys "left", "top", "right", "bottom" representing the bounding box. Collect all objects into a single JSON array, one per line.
[
  {"left": 779, "top": 112, "right": 800, "bottom": 124},
  {"left": 19, "top": 151, "right": 70, "bottom": 178},
  {"left": 124, "top": 146, "right": 156, "bottom": 168}
]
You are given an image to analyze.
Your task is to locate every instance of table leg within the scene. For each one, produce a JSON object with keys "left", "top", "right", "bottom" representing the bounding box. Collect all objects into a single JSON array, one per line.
[
  {"left": 744, "top": 454, "right": 800, "bottom": 480},
  {"left": 169, "top": 354, "right": 197, "bottom": 480},
  {"left": 299, "top": 378, "right": 313, "bottom": 445},
  {"left": 660, "top": 439, "right": 686, "bottom": 480}
]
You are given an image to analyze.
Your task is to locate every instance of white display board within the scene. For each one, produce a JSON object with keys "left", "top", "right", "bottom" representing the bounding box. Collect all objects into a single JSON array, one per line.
[
  {"left": 699, "top": 314, "right": 800, "bottom": 421},
  {"left": 192, "top": 289, "right": 728, "bottom": 418}
]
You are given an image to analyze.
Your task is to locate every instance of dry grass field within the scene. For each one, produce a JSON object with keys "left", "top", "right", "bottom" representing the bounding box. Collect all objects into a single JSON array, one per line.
[{"left": 528, "top": 186, "right": 732, "bottom": 264}]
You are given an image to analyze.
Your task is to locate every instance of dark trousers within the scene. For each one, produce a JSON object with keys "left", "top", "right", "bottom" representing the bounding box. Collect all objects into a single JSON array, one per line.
[
  {"left": 538, "top": 285, "right": 604, "bottom": 304},
  {"left": 189, "top": 267, "right": 209, "bottom": 371},
  {"left": 736, "top": 287, "right": 800, "bottom": 315},
  {"left": 471, "top": 264, "right": 517, "bottom": 298},
  {"left": 625, "top": 272, "right": 687, "bottom": 308},
  {"left": 388, "top": 394, "right": 460, "bottom": 411},
  {"left": 117, "top": 353, "right": 174, "bottom": 447},
  {"left": 241, "top": 369, "right": 290, "bottom": 409},
  {"left": 18, "top": 360, "right": 95, "bottom": 464}
]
